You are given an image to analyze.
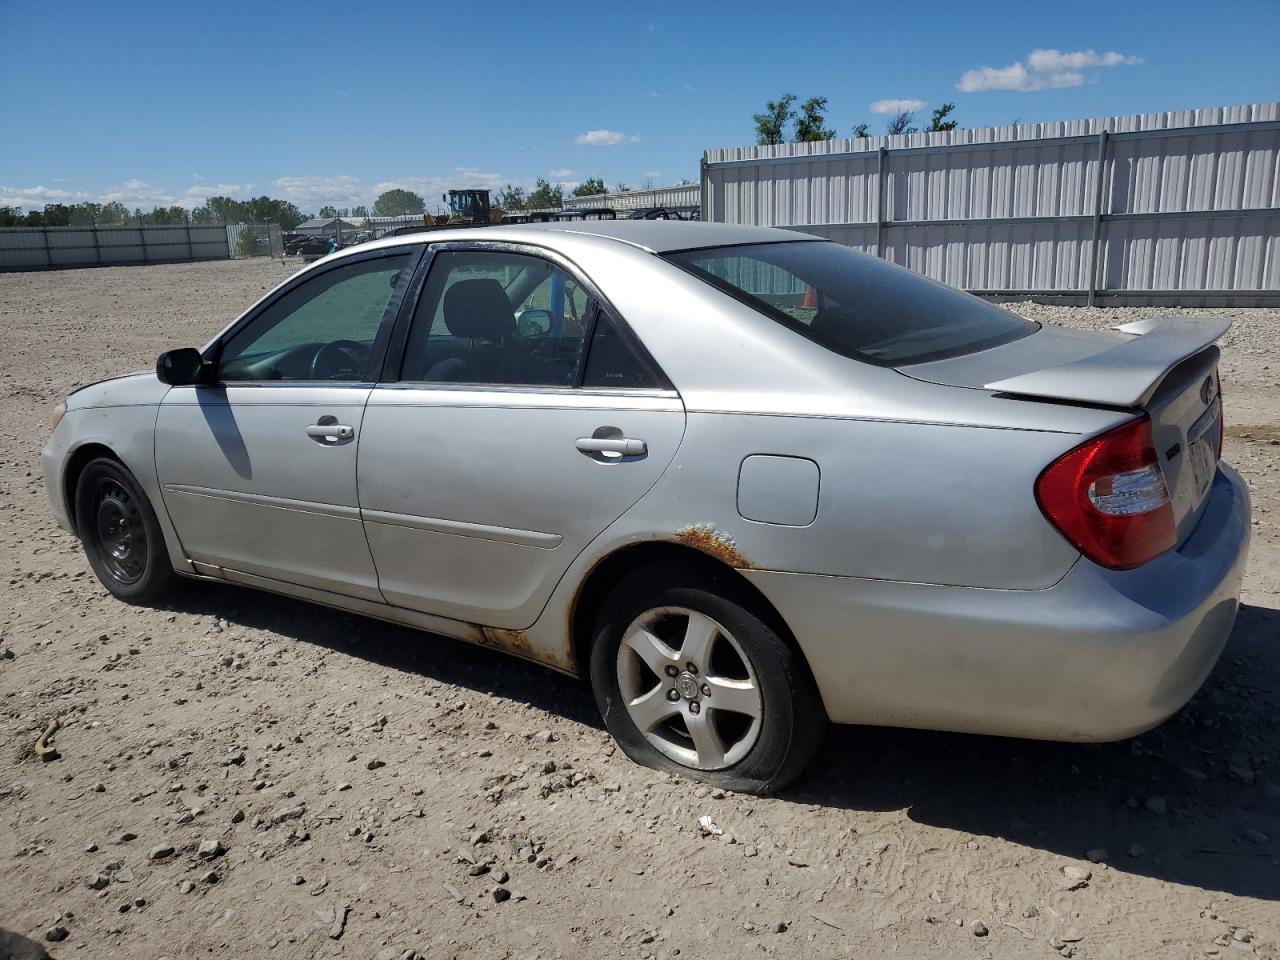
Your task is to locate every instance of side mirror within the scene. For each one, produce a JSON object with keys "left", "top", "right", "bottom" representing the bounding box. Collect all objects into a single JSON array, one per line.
[
  {"left": 156, "top": 348, "right": 207, "bottom": 386},
  {"left": 516, "top": 309, "right": 553, "bottom": 338}
]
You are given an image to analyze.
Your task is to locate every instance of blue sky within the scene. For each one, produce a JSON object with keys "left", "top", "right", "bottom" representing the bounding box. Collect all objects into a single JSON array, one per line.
[{"left": 2, "top": 0, "right": 1277, "bottom": 213}]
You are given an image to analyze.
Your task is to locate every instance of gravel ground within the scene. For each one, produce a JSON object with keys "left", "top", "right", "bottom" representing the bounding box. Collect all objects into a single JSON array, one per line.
[{"left": 0, "top": 258, "right": 1277, "bottom": 960}]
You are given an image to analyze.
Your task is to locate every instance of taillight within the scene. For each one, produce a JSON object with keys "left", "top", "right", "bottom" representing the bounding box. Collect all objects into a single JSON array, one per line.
[{"left": 1035, "top": 415, "right": 1176, "bottom": 570}]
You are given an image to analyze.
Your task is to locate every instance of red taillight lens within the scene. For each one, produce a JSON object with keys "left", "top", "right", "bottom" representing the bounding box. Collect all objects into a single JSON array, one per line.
[{"left": 1035, "top": 415, "right": 1176, "bottom": 570}]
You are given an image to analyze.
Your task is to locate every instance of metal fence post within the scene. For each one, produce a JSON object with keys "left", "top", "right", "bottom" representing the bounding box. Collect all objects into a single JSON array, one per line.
[
  {"left": 185, "top": 222, "right": 193, "bottom": 260},
  {"left": 876, "top": 146, "right": 889, "bottom": 259},
  {"left": 699, "top": 154, "right": 710, "bottom": 222},
  {"left": 91, "top": 219, "right": 102, "bottom": 265},
  {"left": 1086, "top": 130, "right": 1110, "bottom": 307},
  {"left": 42, "top": 227, "right": 51, "bottom": 267}
]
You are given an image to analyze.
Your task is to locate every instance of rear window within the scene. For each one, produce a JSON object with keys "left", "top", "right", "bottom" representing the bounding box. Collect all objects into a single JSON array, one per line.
[{"left": 664, "top": 241, "right": 1035, "bottom": 366}]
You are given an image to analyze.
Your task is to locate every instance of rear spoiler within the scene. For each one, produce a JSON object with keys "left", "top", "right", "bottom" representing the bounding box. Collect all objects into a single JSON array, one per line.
[{"left": 985, "top": 316, "right": 1231, "bottom": 408}]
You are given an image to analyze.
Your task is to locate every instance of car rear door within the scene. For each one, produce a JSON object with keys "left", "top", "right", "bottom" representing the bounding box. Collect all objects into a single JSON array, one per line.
[
  {"left": 357, "top": 242, "right": 685, "bottom": 629},
  {"left": 155, "top": 248, "right": 419, "bottom": 600}
]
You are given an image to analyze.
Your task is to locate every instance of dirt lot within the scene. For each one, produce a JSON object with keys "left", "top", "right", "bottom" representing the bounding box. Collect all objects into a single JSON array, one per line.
[{"left": 1, "top": 258, "right": 1277, "bottom": 960}]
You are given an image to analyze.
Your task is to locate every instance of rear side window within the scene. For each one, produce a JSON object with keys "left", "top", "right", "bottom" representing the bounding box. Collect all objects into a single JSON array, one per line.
[
  {"left": 583, "top": 310, "right": 662, "bottom": 389},
  {"left": 665, "top": 241, "right": 1035, "bottom": 366}
]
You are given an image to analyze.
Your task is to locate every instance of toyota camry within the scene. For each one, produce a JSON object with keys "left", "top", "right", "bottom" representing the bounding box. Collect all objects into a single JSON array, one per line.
[{"left": 43, "top": 221, "right": 1250, "bottom": 793}]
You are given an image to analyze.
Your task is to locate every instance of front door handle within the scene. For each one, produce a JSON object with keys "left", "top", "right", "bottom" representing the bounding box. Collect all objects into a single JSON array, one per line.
[
  {"left": 306, "top": 421, "right": 354, "bottom": 442},
  {"left": 576, "top": 436, "right": 647, "bottom": 457}
]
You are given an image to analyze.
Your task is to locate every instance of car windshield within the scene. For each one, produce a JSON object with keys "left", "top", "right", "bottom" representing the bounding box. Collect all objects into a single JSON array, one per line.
[{"left": 665, "top": 240, "right": 1036, "bottom": 366}]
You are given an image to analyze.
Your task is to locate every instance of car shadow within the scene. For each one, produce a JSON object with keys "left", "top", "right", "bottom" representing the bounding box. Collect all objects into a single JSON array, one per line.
[
  {"left": 164, "top": 582, "right": 1279, "bottom": 902},
  {"left": 786, "top": 601, "right": 1280, "bottom": 902}
]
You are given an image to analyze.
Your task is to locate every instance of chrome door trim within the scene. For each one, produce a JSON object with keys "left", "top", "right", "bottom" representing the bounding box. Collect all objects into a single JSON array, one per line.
[
  {"left": 361, "top": 508, "right": 563, "bottom": 549},
  {"left": 162, "top": 483, "right": 362, "bottom": 521},
  {"left": 369, "top": 383, "right": 683, "bottom": 412}
]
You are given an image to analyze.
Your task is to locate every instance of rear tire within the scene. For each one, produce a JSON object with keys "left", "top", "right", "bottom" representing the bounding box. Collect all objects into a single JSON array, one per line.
[
  {"left": 74, "top": 457, "right": 177, "bottom": 604},
  {"left": 589, "top": 560, "right": 827, "bottom": 794}
]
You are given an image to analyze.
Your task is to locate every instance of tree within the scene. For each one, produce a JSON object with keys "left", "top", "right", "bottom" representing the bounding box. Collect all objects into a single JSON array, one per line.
[
  {"left": 925, "top": 102, "right": 958, "bottom": 132},
  {"left": 851, "top": 122, "right": 870, "bottom": 138},
  {"left": 350, "top": 205, "right": 369, "bottom": 218},
  {"left": 373, "top": 188, "right": 425, "bottom": 217},
  {"left": 794, "top": 96, "right": 835, "bottom": 142},
  {"left": 235, "top": 227, "right": 260, "bottom": 257},
  {"left": 886, "top": 111, "right": 917, "bottom": 135},
  {"left": 614, "top": 182, "right": 630, "bottom": 193},
  {"left": 753, "top": 93, "right": 796, "bottom": 146},
  {"left": 495, "top": 185, "right": 527, "bottom": 212},
  {"left": 573, "top": 176, "right": 606, "bottom": 197},
  {"left": 318, "top": 205, "right": 339, "bottom": 218},
  {"left": 526, "top": 178, "right": 563, "bottom": 210},
  {"left": 41, "top": 203, "right": 72, "bottom": 226},
  {"left": 0, "top": 207, "right": 21, "bottom": 227}
]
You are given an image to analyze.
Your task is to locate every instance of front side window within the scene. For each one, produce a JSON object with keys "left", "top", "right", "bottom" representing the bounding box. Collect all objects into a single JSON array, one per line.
[
  {"left": 665, "top": 241, "right": 1035, "bottom": 366},
  {"left": 219, "top": 253, "right": 414, "bottom": 382},
  {"left": 400, "top": 250, "right": 591, "bottom": 386}
]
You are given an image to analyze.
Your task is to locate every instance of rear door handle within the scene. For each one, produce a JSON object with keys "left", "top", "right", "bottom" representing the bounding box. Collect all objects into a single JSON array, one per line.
[
  {"left": 576, "top": 437, "right": 647, "bottom": 456},
  {"left": 306, "top": 422, "right": 354, "bottom": 442}
]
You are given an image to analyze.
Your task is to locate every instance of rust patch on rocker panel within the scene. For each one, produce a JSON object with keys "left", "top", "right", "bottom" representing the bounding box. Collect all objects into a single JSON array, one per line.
[
  {"left": 467, "top": 624, "right": 575, "bottom": 672},
  {"left": 674, "top": 523, "right": 753, "bottom": 569},
  {"left": 468, "top": 625, "right": 533, "bottom": 657}
]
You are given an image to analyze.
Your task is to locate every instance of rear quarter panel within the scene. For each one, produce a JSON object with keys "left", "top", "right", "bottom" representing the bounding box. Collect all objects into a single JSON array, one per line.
[{"left": 610, "top": 410, "right": 1084, "bottom": 589}]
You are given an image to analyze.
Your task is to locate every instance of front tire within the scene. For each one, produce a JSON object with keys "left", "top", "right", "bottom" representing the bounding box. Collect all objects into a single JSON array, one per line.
[
  {"left": 74, "top": 457, "right": 177, "bottom": 604},
  {"left": 589, "top": 561, "right": 827, "bottom": 794}
]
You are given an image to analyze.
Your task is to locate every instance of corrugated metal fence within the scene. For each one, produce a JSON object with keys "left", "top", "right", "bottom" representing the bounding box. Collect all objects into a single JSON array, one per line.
[
  {"left": 567, "top": 183, "right": 702, "bottom": 213},
  {"left": 702, "top": 103, "right": 1280, "bottom": 305},
  {"left": 0, "top": 224, "right": 233, "bottom": 271}
]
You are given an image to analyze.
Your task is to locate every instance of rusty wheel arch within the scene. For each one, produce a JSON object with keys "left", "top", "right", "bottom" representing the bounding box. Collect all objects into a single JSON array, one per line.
[{"left": 568, "top": 540, "right": 798, "bottom": 678}]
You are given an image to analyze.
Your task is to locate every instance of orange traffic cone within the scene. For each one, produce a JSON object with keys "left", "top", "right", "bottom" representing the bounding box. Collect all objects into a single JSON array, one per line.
[{"left": 802, "top": 286, "right": 818, "bottom": 309}]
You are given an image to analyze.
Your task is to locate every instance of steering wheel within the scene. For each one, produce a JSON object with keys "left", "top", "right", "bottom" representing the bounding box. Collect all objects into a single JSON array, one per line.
[{"left": 310, "top": 340, "right": 370, "bottom": 380}]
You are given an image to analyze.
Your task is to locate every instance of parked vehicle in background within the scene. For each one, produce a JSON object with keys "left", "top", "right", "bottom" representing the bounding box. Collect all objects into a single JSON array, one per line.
[
  {"left": 285, "top": 235, "right": 335, "bottom": 258},
  {"left": 628, "top": 205, "right": 701, "bottom": 220},
  {"left": 43, "top": 221, "right": 1249, "bottom": 793}
]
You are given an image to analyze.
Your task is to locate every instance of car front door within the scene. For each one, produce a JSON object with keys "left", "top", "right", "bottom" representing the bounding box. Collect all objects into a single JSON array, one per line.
[
  {"left": 357, "top": 244, "right": 686, "bottom": 628},
  {"left": 155, "top": 248, "right": 419, "bottom": 600}
]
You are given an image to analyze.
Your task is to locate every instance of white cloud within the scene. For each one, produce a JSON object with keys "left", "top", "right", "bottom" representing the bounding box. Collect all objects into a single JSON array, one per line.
[
  {"left": 643, "top": 170, "right": 662, "bottom": 179},
  {"left": 184, "top": 182, "right": 248, "bottom": 202},
  {"left": 575, "top": 129, "right": 640, "bottom": 146},
  {"left": 870, "top": 98, "right": 926, "bottom": 115},
  {"left": 1027, "top": 48, "right": 1142, "bottom": 72},
  {"left": 647, "top": 90, "right": 660, "bottom": 99},
  {"left": 98, "top": 179, "right": 182, "bottom": 208},
  {"left": 957, "top": 48, "right": 1141, "bottom": 93},
  {"left": 0, "top": 184, "right": 90, "bottom": 208},
  {"left": 272, "top": 175, "right": 367, "bottom": 207},
  {"left": 547, "top": 168, "right": 576, "bottom": 178}
]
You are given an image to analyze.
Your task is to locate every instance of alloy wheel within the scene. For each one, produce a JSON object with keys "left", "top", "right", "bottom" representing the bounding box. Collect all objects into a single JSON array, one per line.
[{"left": 615, "top": 606, "right": 763, "bottom": 770}]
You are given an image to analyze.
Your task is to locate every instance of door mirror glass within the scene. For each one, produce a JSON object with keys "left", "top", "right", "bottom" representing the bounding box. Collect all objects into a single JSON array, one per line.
[
  {"left": 156, "top": 348, "right": 205, "bottom": 386},
  {"left": 516, "top": 309, "right": 552, "bottom": 337}
]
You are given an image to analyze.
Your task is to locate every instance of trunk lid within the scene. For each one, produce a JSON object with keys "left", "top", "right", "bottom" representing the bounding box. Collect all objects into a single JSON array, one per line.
[{"left": 901, "top": 316, "right": 1229, "bottom": 545}]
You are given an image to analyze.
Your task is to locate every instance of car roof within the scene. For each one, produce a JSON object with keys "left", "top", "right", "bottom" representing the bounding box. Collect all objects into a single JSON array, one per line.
[{"left": 357, "top": 220, "right": 816, "bottom": 256}]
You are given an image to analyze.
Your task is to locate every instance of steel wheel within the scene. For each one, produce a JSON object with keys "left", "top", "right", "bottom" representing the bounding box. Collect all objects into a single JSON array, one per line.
[
  {"left": 91, "top": 478, "right": 148, "bottom": 585},
  {"left": 616, "top": 605, "right": 763, "bottom": 770}
]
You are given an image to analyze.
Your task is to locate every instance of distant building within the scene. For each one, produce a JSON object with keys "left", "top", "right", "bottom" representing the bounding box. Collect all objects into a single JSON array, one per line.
[{"left": 293, "top": 217, "right": 361, "bottom": 237}]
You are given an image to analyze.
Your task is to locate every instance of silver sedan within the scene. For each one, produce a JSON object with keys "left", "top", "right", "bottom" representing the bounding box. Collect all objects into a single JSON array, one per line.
[{"left": 42, "top": 221, "right": 1251, "bottom": 793}]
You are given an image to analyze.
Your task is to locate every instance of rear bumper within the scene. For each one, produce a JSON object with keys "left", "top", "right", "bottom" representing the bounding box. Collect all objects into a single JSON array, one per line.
[{"left": 745, "top": 464, "right": 1251, "bottom": 740}]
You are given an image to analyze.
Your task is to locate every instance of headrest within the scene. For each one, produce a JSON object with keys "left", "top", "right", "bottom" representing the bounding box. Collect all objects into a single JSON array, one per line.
[{"left": 443, "top": 278, "right": 515, "bottom": 341}]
